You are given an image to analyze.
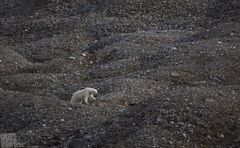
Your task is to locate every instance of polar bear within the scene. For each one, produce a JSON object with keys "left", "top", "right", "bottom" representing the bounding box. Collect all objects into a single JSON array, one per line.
[{"left": 70, "top": 87, "right": 98, "bottom": 107}]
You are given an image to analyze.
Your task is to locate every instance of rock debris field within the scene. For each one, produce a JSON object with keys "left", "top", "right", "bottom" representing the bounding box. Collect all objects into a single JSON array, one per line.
[{"left": 0, "top": 0, "right": 240, "bottom": 147}]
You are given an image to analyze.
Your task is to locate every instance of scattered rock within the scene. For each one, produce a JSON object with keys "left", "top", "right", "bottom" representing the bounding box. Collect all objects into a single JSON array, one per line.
[
  {"left": 1, "top": 1, "right": 240, "bottom": 147},
  {"left": 156, "top": 117, "right": 162, "bottom": 123},
  {"left": 82, "top": 53, "right": 87, "bottom": 57},
  {"left": 220, "top": 134, "right": 224, "bottom": 138},
  {"left": 187, "top": 124, "right": 193, "bottom": 128},
  {"left": 165, "top": 98, "right": 170, "bottom": 101},
  {"left": 170, "top": 72, "right": 180, "bottom": 77},
  {"left": 183, "top": 133, "right": 187, "bottom": 138},
  {"left": 68, "top": 56, "right": 76, "bottom": 60},
  {"left": 28, "top": 130, "right": 33, "bottom": 134},
  {"left": 230, "top": 32, "right": 236, "bottom": 36},
  {"left": 207, "top": 135, "right": 212, "bottom": 140}
]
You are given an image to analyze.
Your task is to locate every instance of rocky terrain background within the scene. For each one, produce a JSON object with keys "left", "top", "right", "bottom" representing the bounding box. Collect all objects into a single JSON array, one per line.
[{"left": 0, "top": 0, "right": 240, "bottom": 147}]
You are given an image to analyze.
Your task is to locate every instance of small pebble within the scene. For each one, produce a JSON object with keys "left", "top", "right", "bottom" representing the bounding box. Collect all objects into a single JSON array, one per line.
[
  {"left": 230, "top": 32, "right": 235, "bottom": 36},
  {"left": 187, "top": 123, "right": 193, "bottom": 128},
  {"left": 68, "top": 56, "right": 76, "bottom": 60},
  {"left": 156, "top": 117, "right": 162, "bottom": 122},
  {"left": 207, "top": 135, "right": 212, "bottom": 140},
  {"left": 171, "top": 72, "right": 180, "bottom": 77},
  {"left": 165, "top": 98, "right": 170, "bottom": 101}
]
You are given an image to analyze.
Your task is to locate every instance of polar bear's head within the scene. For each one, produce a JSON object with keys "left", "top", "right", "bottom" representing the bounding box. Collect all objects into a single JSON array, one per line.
[{"left": 85, "top": 87, "right": 98, "bottom": 95}]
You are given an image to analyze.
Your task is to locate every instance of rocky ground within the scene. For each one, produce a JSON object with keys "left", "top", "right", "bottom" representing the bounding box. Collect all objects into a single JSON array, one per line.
[{"left": 0, "top": 0, "right": 240, "bottom": 147}]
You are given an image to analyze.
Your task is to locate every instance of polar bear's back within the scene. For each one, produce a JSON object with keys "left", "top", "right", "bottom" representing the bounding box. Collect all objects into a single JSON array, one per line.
[
  {"left": 70, "top": 89, "right": 85, "bottom": 105},
  {"left": 72, "top": 89, "right": 85, "bottom": 99},
  {"left": 72, "top": 89, "right": 84, "bottom": 95},
  {"left": 85, "top": 87, "right": 98, "bottom": 94}
]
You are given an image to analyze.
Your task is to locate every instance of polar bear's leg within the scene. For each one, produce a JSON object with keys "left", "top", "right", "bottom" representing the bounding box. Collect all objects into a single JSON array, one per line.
[
  {"left": 70, "top": 98, "right": 82, "bottom": 107},
  {"left": 89, "top": 94, "right": 96, "bottom": 100},
  {"left": 83, "top": 95, "right": 89, "bottom": 104}
]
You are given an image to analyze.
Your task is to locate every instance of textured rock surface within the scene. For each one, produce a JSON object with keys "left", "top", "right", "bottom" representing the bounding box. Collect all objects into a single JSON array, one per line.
[{"left": 0, "top": 0, "right": 240, "bottom": 147}]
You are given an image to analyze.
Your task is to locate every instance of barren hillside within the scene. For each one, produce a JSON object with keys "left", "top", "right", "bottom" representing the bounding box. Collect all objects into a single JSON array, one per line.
[{"left": 0, "top": 0, "right": 240, "bottom": 147}]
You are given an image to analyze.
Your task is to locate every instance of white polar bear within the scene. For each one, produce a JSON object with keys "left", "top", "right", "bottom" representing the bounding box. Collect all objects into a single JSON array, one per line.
[{"left": 70, "top": 87, "right": 98, "bottom": 107}]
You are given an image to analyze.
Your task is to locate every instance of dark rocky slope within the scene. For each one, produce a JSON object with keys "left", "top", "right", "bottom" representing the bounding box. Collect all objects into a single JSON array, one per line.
[{"left": 0, "top": 0, "right": 240, "bottom": 147}]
